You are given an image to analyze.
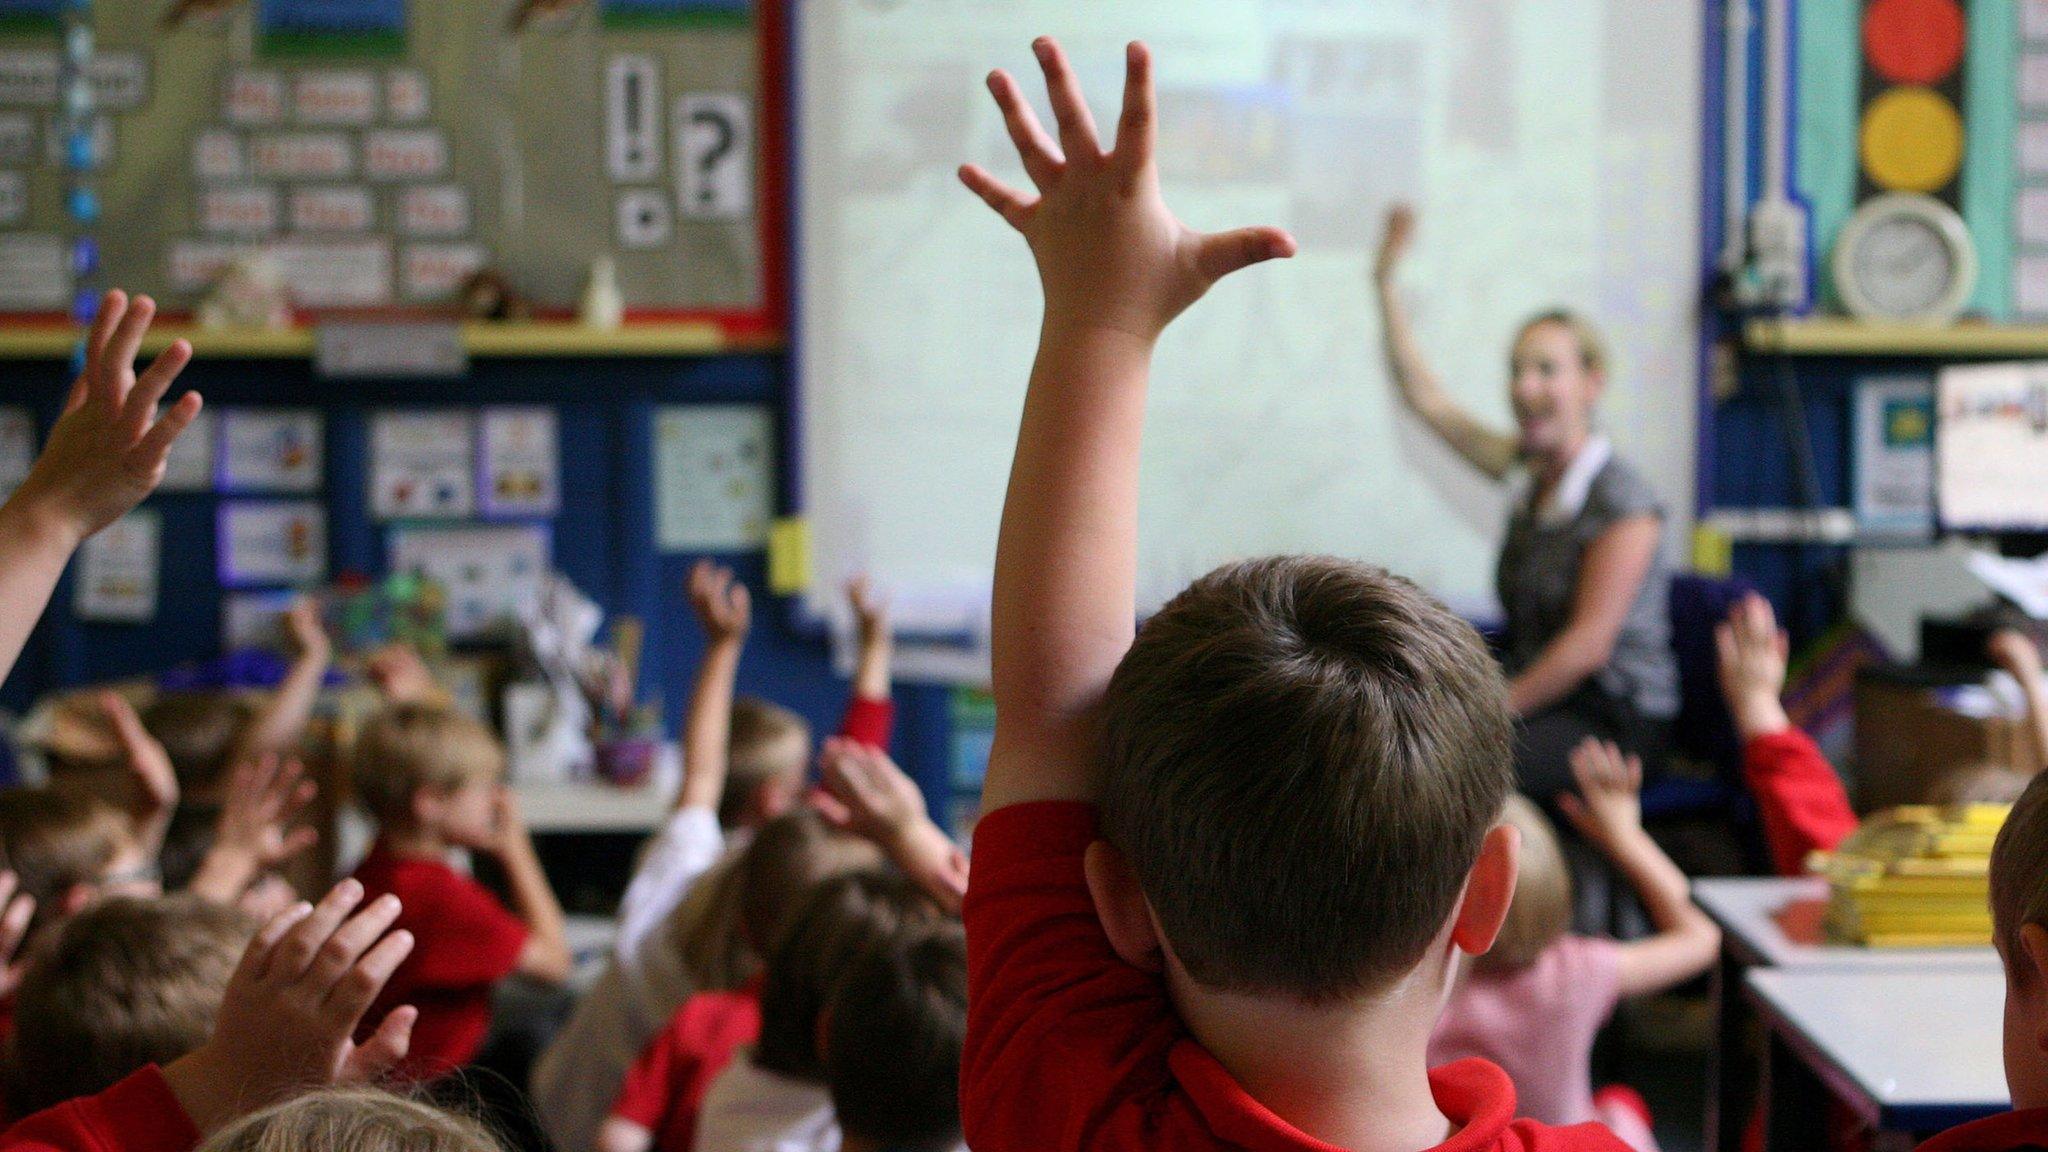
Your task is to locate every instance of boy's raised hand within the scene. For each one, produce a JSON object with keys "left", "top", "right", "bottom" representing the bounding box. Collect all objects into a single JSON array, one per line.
[
  {"left": 1990, "top": 628, "right": 2045, "bottom": 685},
  {"left": 1558, "top": 738, "right": 1646, "bottom": 852},
  {"left": 1716, "top": 592, "right": 1793, "bottom": 740},
  {"left": 13, "top": 291, "right": 200, "bottom": 545},
  {"left": 0, "top": 871, "right": 35, "bottom": 1002},
  {"left": 819, "top": 738, "right": 968, "bottom": 910},
  {"left": 102, "top": 691, "right": 179, "bottom": 855},
  {"left": 960, "top": 39, "right": 1295, "bottom": 343},
  {"left": 161, "top": 879, "right": 417, "bottom": 1133},
  {"left": 689, "top": 560, "right": 751, "bottom": 646},
  {"left": 189, "top": 754, "right": 319, "bottom": 904}
]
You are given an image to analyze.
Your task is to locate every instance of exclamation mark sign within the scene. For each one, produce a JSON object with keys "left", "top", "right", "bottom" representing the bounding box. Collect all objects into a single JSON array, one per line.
[{"left": 606, "top": 55, "right": 661, "bottom": 182}]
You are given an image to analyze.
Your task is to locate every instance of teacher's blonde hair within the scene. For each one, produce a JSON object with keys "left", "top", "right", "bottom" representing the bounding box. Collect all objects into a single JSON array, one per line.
[{"left": 1516, "top": 309, "right": 1608, "bottom": 377}]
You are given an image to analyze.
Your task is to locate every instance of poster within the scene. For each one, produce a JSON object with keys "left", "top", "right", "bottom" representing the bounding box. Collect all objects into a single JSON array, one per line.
[
  {"left": 74, "top": 511, "right": 159, "bottom": 622},
  {"left": 1853, "top": 375, "right": 1934, "bottom": 538},
  {"left": 220, "top": 408, "right": 322, "bottom": 492},
  {"left": 0, "top": 406, "right": 33, "bottom": 500},
  {"left": 388, "top": 523, "right": 550, "bottom": 640},
  {"left": 478, "top": 407, "right": 560, "bottom": 517},
  {"left": 654, "top": 404, "right": 773, "bottom": 551},
  {"left": 220, "top": 501, "right": 326, "bottom": 587},
  {"left": 371, "top": 409, "right": 473, "bottom": 519},
  {"left": 222, "top": 589, "right": 300, "bottom": 650},
  {"left": 159, "top": 407, "right": 217, "bottom": 492}
]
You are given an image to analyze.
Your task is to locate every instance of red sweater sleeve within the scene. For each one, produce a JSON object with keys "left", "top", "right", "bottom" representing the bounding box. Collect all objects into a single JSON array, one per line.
[
  {"left": 836, "top": 696, "right": 894, "bottom": 751},
  {"left": 1743, "top": 729, "right": 1859, "bottom": 875},
  {"left": 0, "top": 1067, "right": 200, "bottom": 1152}
]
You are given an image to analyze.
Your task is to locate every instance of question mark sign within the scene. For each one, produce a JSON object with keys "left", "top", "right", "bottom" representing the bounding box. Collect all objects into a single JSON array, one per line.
[{"left": 692, "top": 107, "right": 734, "bottom": 208}]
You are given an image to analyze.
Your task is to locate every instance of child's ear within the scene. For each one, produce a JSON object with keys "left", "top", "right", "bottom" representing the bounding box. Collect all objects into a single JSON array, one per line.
[
  {"left": 410, "top": 785, "right": 441, "bottom": 828},
  {"left": 1084, "top": 841, "right": 1163, "bottom": 973},
  {"left": 1451, "top": 822, "right": 1520, "bottom": 956}
]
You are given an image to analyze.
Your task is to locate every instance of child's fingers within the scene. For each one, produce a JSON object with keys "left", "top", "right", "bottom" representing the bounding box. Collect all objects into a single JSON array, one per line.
[
  {"left": 728, "top": 581, "right": 750, "bottom": 620},
  {"left": 1555, "top": 793, "right": 1590, "bottom": 835},
  {"left": 1713, "top": 622, "right": 1737, "bottom": 671},
  {"left": 986, "top": 70, "right": 1061, "bottom": 189},
  {"left": 1626, "top": 754, "right": 1643, "bottom": 791},
  {"left": 103, "top": 294, "right": 157, "bottom": 388},
  {"left": 273, "top": 879, "right": 365, "bottom": 980},
  {"left": 81, "top": 289, "right": 125, "bottom": 398},
  {"left": 133, "top": 389, "right": 201, "bottom": 468},
  {"left": 1775, "top": 629, "right": 1790, "bottom": 665},
  {"left": 323, "top": 928, "right": 414, "bottom": 1027},
  {"left": 1113, "top": 41, "right": 1155, "bottom": 176},
  {"left": 1193, "top": 226, "right": 1298, "bottom": 284},
  {"left": 308, "top": 893, "right": 402, "bottom": 989},
  {"left": 1031, "top": 37, "right": 1102, "bottom": 163},
  {"left": 958, "top": 164, "right": 1033, "bottom": 230},
  {"left": 122, "top": 339, "right": 194, "bottom": 436},
  {"left": 239, "top": 899, "right": 314, "bottom": 986},
  {"left": 276, "top": 825, "right": 320, "bottom": 863},
  {"left": 342, "top": 1005, "right": 417, "bottom": 1084}
]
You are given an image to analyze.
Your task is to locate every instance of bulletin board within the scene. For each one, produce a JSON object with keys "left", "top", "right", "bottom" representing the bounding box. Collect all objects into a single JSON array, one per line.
[{"left": 0, "top": 0, "right": 775, "bottom": 329}]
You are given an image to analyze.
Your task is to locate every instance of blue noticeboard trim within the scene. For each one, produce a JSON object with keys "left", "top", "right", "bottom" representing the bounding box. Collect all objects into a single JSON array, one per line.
[{"left": 259, "top": 0, "right": 406, "bottom": 33}]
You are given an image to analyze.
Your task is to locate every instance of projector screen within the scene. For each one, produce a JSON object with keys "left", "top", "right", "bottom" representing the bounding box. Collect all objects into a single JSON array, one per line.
[{"left": 797, "top": 0, "right": 1701, "bottom": 667}]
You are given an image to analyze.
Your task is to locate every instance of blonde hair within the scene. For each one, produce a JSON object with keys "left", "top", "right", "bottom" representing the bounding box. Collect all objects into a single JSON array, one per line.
[
  {"left": 5, "top": 895, "right": 255, "bottom": 1115},
  {"left": 1992, "top": 773, "right": 2048, "bottom": 979},
  {"left": 1478, "top": 795, "right": 1573, "bottom": 974},
  {"left": 723, "top": 698, "right": 812, "bottom": 828},
  {"left": 197, "top": 1088, "right": 501, "bottom": 1152},
  {"left": 352, "top": 704, "right": 505, "bottom": 825},
  {"left": 0, "top": 786, "right": 131, "bottom": 923},
  {"left": 1516, "top": 309, "right": 1608, "bottom": 377}
]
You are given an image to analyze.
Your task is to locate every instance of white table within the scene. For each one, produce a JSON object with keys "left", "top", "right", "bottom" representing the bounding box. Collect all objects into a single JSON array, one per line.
[
  {"left": 1694, "top": 876, "right": 1999, "bottom": 970},
  {"left": 1746, "top": 968, "right": 2009, "bottom": 1141}
]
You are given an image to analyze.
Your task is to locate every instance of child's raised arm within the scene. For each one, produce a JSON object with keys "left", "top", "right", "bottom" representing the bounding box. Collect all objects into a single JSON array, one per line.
[
  {"left": 678, "top": 561, "right": 749, "bottom": 815},
  {"left": 819, "top": 737, "right": 968, "bottom": 913},
  {"left": 1558, "top": 740, "right": 1720, "bottom": 998},
  {"left": 0, "top": 291, "right": 199, "bottom": 690},
  {"left": 962, "top": 39, "right": 1293, "bottom": 809},
  {"left": 236, "top": 599, "right": 334, "bottom": 764},
  {"left": 847, "top": 576, "right": 893, "bottom": 706},
  {"left": 186, "top": 754, "right": 319, "bottom": 906}
]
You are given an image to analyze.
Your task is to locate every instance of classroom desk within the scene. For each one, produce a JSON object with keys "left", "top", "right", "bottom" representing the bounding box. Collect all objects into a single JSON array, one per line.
[
  {"left": 1746, "top": 968, "right": 2008, "bottom": 1145},
  {"left": 1695, "top": 877, "right": 1999, "bottom": 1152}
]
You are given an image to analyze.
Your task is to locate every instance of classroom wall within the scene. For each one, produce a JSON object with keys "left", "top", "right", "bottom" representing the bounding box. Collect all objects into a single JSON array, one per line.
[{"left": 0, "top": 350, "right": 956, "bottom": 822}]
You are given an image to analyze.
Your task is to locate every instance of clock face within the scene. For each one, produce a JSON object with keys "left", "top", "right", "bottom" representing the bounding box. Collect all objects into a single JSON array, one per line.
[{"left": 1851, "top": 215, "right": 1958, "bottom": 318}]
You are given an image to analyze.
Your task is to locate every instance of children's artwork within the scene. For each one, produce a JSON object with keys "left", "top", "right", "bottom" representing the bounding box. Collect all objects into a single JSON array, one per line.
[
  {"left": 219, "top": 408, "right": 323, "bottom": 492},
  {"left": 371, "top": 409, "right": 474, "bottom": 519},
  {"left": 653, "top": 404, "right": 773, "bottom": 551},
  {"left": 220, "top": 501, "right": 326, "bottom": 587},
  {"left": 479, "top": 407, "right": 560, "bottom": 518},
  {"left": 222, "top": 589, "right": 300, "bottom": 650},
  {"left": 0, "top": 406, "right": 32, "bottom": 501},
  {"left": 1852, "top": 375, "right": 1935, "bottom": 538},
  {"left": 159, "top": 406, "right": 217, "bottom": 492},
  {"left": 73, "top": 511, "right": 159, "bottom": 622},
  {"left": 388, "top": 523, "right": 551, "bottom": 640}
]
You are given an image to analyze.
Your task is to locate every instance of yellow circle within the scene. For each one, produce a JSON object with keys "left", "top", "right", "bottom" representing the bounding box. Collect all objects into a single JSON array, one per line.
[{"left": 1860, "top": 87, "right": 1964, "bottom": 192}]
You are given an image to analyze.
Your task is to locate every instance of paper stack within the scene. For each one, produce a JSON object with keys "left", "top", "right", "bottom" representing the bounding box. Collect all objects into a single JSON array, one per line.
[{"left": 1818, "top": 804, "right": 2010, "bottom": 948}]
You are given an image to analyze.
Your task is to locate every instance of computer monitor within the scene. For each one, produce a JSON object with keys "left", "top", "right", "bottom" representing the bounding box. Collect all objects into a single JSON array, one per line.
[{"left": 1936, "top": 361, "right": 2048, "bottom": 536}]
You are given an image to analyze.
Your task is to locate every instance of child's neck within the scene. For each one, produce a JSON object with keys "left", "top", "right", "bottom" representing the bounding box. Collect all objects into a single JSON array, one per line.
[
  {"left": 378, "top": 821, "right": 451, "bottom": 859},
  {"left": 1169, "top": 964, "right": 1453, "bottom": 1152}
]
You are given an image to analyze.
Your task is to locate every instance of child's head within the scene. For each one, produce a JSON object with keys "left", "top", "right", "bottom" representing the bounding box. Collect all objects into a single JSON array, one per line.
[
  {"left": 196, "top": 1088, "right": 502, "bottom": 1152},
  {"left": 724, "top": 698, "right": 812, "bottom": 829},
  {"left": 1929, "top": 763, "right": 2032, "bottom": 807},
  {"left": 5, "top": 894, "right": 254, "bottom": 1115},
  {"left": 672, "top": 807, "right": 884, "bottom": 992},
  {"left": 141, "top": 691, "right": 253, "bottom": 800},
  {"left": 1097, "top": 556, "right": 1516, "bottom": 1003},
  {"left": 754, "top": 868, "right": 946, "bottom": 1083},
  {"left": 1992, "top": 771, "right": 2048, "bottom": 1109},
  {"left": 0, "top": 785, "right": 148, "bottom": 926},
  {"left": 1475, "top": 795, "right": 1571, "bottom": 975},
  {"left": 352, "top": 704, "right": 505, "bottom": 841},
  {"left": 825, "top": 923, "right": 968, "bottom": 1152}
]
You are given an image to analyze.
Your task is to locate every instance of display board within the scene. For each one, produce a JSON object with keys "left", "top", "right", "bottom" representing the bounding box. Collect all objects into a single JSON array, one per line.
[
  {"left": 0, "top": 0, "right": 766, "bottom": 320},
  {"left": 798, "top": 0, "right": 1701, "bottom": 630}
]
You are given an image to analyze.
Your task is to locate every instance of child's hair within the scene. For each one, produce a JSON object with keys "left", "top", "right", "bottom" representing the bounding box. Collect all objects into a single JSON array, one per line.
[
  {"left": 722, "top": 698, "right": 812, "bottom": 828},
  {"left": 754, "top": 868, "right": 945, "bottom": 1083},
  {"left": 1478, "top": 795, "right": 1572, "bottom": 974},
  {"left": 825, "top": 923, "right": 968, "bottom": 1152},
  {"left": 1928, "top": 763, "right": 2032, "bottom": 806},
  {"left": 351, "top": 703, "right": 506, "bottom": 826},
  {"left": 1099, "top": 556, "right": 1514, "bottom": 1001},
  {"left": 196, "top": 1088, "right": 502, "bottom": 1152},
  {"left": 4, "top": 894, "right": 255, "bottom": 1115},
  {"left": 140, "top": 691, "right": 254, "bottom": 794},
  {"left": 0, "top": 785, "right": 130, "bottom": 917},
  {"left": 1991, "top": 771, "right": 2048, "bottom": 977},
  {"left": 1516, "top": 309, "right": 1608, "bottom": 376},
  {"left": 670, "top": 808, "right": 884, "bottom": 992}
]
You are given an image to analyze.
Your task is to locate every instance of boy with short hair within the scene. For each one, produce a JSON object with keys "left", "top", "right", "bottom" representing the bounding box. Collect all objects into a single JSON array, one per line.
[
  {"left": 3, "top": 895, "right": 254, "bottom": 1116},
  {"left": 826, "top": 923, "right": 969, "bottom": 1152},
  {"left": 0, "top": 788, "right": 154, "bottom": 930},
  {"left": 956, "top": 38, "right": 1626, "bottom": 1151},
  {"left": 348, "top": 703, "right": 570, "bottom": 1081}
]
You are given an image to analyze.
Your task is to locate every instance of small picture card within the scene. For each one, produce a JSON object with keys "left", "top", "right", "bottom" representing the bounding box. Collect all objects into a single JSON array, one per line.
[
  {"left": 479, "top": 407, "right": 560, "bottom": 517},
  {"left": 222, "top": 589, "right": 301, "bottom": 650},
  {"left": 0, "top": 172, "right": 23, "bottom": 227},
  {"left": 220, "top": 501, "right": 326, "bottom": 588},
  {"left": 219, "top": 408, "right": 323, "bottom": 493},
  {"left": 289, "top": 185, "right": 375, "bottom": 232},
  {"left": 74, "top": 510, "right": 159, "bottom": 622},
  {"left": 292, "top": 70, "right": 378, "bottom": 126},
  {"left": 224, "top": 71, "right": 287, "bottom": 126},
  {"left": 372, "top": 409, "right": 475, "bottom": 519},
  {"left": 617, "top": 189, "right": 673, "bottom": 249},
  {"left": 192, "top": 129, "right": 247, "bottom": 181},
  {"left": 0, "top": 112, "right": 35, "bottom": 164},
  {"left": 675, "top": 93, "right": 753, "bottom": 220},
  {"left": 199, "top": 186, "right": 281, "bottom": 236},
  {"left": 385, "top": 68, "right": 430, "bottom": 123},
  {"left": 249, "top": 132, "right": 355, "bottom": 180},
  {"left": 269, "top": 238, "right": 393, "bottom": 308},
  {"left": 606, "top": 55, "right": 662, "bottom": 181},
  {"left": 654, "top": 404, "right": 774, "bottom": 550},
  {"left": 388, "top": 523, "right": 551, "bottom": 641},
  {"left": 363, "top": 128, "right": 448, "bottom": 181},
  {"left": 399, "top": 242, "right": 488, "bottom": 302},
  {"left": 396, "top": 185, "right": 470, "bottom": 237}
]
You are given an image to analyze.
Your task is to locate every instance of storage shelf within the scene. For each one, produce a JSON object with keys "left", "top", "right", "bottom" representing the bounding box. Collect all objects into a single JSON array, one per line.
[
  {"left": 0, "top": 321, "right": 779, "bottom": 360},
  {"left": 1744, "top": 318, "right": 2048, "bottom": 357}
]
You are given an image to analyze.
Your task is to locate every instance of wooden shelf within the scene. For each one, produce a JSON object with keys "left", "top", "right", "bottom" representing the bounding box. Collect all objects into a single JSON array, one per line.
[
  {"left": 0, "top": 321, "right": 779, "bottom": 360},
  {"left": 1745, "top": 318, "right": 2048, "bottom": 357}
]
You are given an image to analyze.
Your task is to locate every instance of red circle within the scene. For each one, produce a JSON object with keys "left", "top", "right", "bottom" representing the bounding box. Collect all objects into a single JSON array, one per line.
[{"left": 1864, "top": 0, "right": 1967, "bottom": 85}]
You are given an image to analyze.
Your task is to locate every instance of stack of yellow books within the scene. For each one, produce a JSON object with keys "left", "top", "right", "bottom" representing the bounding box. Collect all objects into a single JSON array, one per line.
[{"left": 1817, "top": 804, "right": 2010, "bottom": 948}]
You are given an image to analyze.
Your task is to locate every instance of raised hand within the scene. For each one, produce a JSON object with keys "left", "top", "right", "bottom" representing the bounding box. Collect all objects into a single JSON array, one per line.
[
  {"left": 959, "top": 38, "right": 1295, "bottom": 343},
  {"left": 364, "top": 643, "right": 438, "bottom": 706},
  {"left": 1990, "top": 629, "right": 2044, "bottom": 685},
  {"left": 847, "top": 576, "right": 889, "bottom": 651},
  {"left": 1558, "top": 738, "right": 1645, "bottom": 852},
  {"left": 818, "top": 738, "right": 969, "bottom": 910},
  {"left": 11, "top": 291, "right": 200, "bottom": 545},
  {"left": 1374, "top": 203, "right": 1415, "bottom": 285},
  {"left": 283, "top": 597, "right": 332, "bottom": 661},
  {"left": 189, "top": 754, "right": 319, "bottom": 905},
  {"left": 102, "top": 690, "right": 178, "bottom": 855},
  {"left": 1715, "top": 592, "right": 1793, "bottom": 740},
  {"left": 0, "top": 871, "right": 36, "bottom": 1002},
  {"left": 689, "top": 560, "right": 751, "bottom": 645}
]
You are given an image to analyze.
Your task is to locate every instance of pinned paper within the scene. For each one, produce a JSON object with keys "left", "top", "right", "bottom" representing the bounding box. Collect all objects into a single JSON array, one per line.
[
  {"left": 399, "top": 242, "right": 488, "bottom": 302},
  {"left": 290, "top": 186, "right": 375, "bottom": 233},
  {"left": 192, "top": 129, "right": 247, "bottom": 181},
  {"left": 224, "top": 72, "right": 287, "bottom": 126},
  {"left": 385, "top": 68, "right": 430, "bottom": 123},
  {"left": 0, "top": 234, "right": 68, "bottom": 310},
  {"left": 363, "top": 128, "right": 448, "bottom": 181},
  {"left": 372, "top": 409, "right": 475, "bottom": 519},
  {"left": 389, "top": 524, "right": 550, "bottom": 640},
  {"left": 397, "top": 185, "right": 470, "bottom": 237},
  {"left": 675, "top": 93, "right": 752, "bottom": 220},
  {"left": 269, "top": 238, "right": 392, "bottom": 307},
  {"left": 222, "top": 589, "right": 301, "bottom": 650},
  {"left": 479, "top": 407, "right": 560, "bottom": 518},
  {"left": 606, "top": 55, "right": 663, "bottom": 181},
  {"left": 0, "top": 49, "right": 58, "bottom": 106},
  {"left": 617, "top": 189, "right": 673, "bottom": 249},
  {"left": 220, "top": 409, "right": 322, "bottom": 493},
  {"left": 292, "top": 70, "right": 378, "bottom": 126},
  {"left": 1689, "top": 523, "right": 1733, "bottom": 578},
  {"left": 0, "top": 113, "right": 33, "bottom": 163},
  {"left": 220, "top": 501, "right": 326, "bottom": 587},
  {"left": 769, "top": 517, "right": 812, "bottom": 594},
  {"left": 654, "top": 404, "right": 773, "bottom": 551},
  {"left": 75, "top": 511, "right": 160, "bottom": 622},
  {"left": 249, "top": 132, "right": 355, "bottom": 179},
  {"left": 200, "top": 187, "right": 281, "bottom": 235}
]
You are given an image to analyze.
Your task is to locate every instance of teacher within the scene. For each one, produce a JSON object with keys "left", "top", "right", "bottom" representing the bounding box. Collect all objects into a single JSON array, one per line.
[{"left": 1371, "top": 205, "right": 1677, "bottom": 800}]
